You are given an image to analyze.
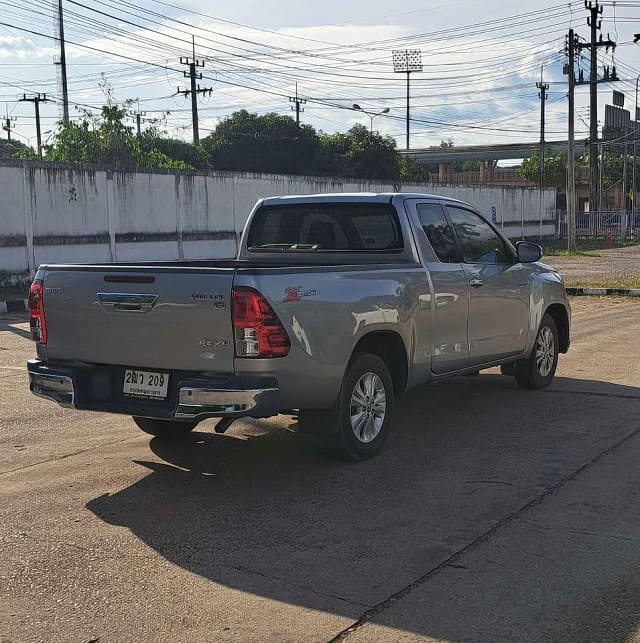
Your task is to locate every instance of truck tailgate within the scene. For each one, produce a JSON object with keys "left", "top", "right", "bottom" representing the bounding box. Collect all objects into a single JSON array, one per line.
[{"left": 42, "top": 267, "right": 235, "bottom": 372}]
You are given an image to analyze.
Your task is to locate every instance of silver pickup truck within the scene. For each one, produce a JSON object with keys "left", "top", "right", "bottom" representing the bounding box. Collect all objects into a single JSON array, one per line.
[{"left": 27, "top": 193, "right": 570, "bottom": 460}]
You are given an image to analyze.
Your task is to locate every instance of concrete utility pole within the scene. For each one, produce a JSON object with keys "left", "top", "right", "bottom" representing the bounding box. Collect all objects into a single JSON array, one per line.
[
  {"left": 566, "top": 29, "right": 577, "bottom": 251},
  {"left": 128, "top": 106, "right": 145, "bottom": 137},
  {"left": 3, "top": 105, "right": 16, "bottom": 140},
  {"left": 289, "top": 84, "right": 306, "bottom": 126},
  {"left": 55, "top": 0, "right": 69, "bottom": 123},
  {"left": 622, "top": 137, "right": 629, "bottom": 241},
  {"left": 177, "top": 37, "right": 212, "bottom": 144},
  {"left": 19, "top": 93, "right": 49, "bottom": 158},
  {"left": 634, "top": 75, "right": 640, "bottom": 213},
  {"left": 578, "top": 1, "right": 618, "bottom": 213},
  {"left": 536, "top": 68, "right": 549, "bottom": 190}
]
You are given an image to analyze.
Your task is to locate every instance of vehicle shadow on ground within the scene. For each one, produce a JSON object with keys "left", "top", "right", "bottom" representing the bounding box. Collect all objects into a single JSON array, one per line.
[
  {"left": 87, "top": 374, "right": 640, "bottom": 641},
  {"left": 0, "top": 316, "right": 32, "bottom": 341}
]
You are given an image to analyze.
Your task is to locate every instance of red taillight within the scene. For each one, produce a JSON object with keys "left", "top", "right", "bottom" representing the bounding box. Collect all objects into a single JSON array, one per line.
[
  {"left": 232, "top": 287, "right": 290, "bottom": 358},
  {"left": 28, "top": 280, "right": 47, "bottom": 344}
]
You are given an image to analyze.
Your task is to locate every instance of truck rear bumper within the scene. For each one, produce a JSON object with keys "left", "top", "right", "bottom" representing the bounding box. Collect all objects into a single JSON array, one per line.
[{"left": 27, "top": 359, "right": 280, "bottom": 422}]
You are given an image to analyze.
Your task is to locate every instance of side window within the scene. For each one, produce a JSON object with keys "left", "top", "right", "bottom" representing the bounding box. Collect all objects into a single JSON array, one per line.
[
  {"left": 416, "top": 203, "right": 459, "bottom": 263},
  {"left": 446, "top": 206, "right": 510, "bottom": 265}
]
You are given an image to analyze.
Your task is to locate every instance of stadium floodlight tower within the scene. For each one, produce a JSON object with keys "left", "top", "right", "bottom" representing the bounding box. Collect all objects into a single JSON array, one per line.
[{"left": 392, "top": 49, "right": 423, "bottom": 150}]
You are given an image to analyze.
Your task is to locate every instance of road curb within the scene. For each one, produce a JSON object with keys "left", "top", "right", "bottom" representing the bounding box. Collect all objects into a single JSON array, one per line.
[
  {"left": 567, "top": 287, "right": 640, "bottom": 297},
  {"left": 0, "top": 299, "right": 28, "bottom": 314}
]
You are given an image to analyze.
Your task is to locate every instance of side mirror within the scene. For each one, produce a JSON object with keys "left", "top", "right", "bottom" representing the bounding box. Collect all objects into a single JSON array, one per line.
[{"left": 516, "top": 241, "right": 543, "bottom": 263}]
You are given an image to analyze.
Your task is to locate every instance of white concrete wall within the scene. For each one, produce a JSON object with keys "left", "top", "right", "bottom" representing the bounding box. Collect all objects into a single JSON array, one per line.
[{"left": 0, "top": 161, "right": 557, "bottom": 282}]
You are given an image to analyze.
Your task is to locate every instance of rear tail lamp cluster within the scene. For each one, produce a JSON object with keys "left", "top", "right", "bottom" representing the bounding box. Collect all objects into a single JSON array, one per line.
[
  {"left": 232, "top": 287, "right": 290, "bottom": 358},
  {"left": 28, "top": 280, "right": 47, "bottom": 344}
]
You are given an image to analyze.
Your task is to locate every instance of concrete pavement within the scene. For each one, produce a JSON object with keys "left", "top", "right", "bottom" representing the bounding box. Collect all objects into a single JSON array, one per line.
[{"left": 1, "top": 298, "right": 640, "bottom": 642}]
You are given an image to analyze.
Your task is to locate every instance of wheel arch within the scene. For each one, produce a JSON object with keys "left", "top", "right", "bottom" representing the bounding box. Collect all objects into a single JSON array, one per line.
[
  {"left": 350, "top": 330, "right": 409, "bottom": 396},
  {"left": 545, "top": 303, "right": 570, "bottom": 353}
]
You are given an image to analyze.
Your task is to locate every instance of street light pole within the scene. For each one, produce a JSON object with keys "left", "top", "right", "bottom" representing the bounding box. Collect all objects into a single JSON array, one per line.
[{"left": 352, "top": 104, "right": 390, "bottom": 134}]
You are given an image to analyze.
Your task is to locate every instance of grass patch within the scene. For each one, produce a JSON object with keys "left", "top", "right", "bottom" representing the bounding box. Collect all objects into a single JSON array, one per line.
[
  {"left": 543, "top": 237, "right": 640, "bottom": 254},
  {"left": 565, "top": 278, "right": 640, "bottom": 290},
  {"left": 545, "top": 249, "right": 601, "bottom": 257}
]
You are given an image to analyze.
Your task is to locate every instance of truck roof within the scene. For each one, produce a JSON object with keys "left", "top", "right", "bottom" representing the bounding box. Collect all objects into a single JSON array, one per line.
[{"left": 260, "top": 192, "right": 471, "bottom": 207}]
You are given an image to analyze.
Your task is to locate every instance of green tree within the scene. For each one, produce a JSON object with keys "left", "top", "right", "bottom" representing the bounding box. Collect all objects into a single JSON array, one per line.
[
  {"left": 140, "top": 133, "right": 209, "bottom": 169},
  {"left": 202, "top": 110, "right": 320, "bottom": 175},
  {"left": 461, "top": 160, "right": 481, "bottom": 172},
  {"left": 318, "top": 125, "right": 400, "bottom": 180},
  {"left": 517, "top": 147, "right": 569, "bottom": 189},
  {"left": 399, "top": 155, "right": 430, "bottom": 182},
  {"left": 44, "top": 105, "right": 195, "bottom": 170},
  {"left": 0, "top": 138, "right": 29, "bottom": 159}
]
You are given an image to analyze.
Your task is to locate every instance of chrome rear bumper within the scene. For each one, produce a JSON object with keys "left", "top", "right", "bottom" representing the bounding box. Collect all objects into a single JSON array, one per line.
[
  {"left": 175, "top": 385, "right": 278, "bottom": 420},
  {"left": 27, "top": 359, "right": 279, "bottom": 421},
  {"left": 29, "top": 371, "right": 75, "bottom": 408}
]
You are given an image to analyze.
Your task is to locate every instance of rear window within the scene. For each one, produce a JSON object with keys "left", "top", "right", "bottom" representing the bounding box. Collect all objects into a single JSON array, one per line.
[{"left": 247, "top": 203, "right": 404, "bottom": 252}]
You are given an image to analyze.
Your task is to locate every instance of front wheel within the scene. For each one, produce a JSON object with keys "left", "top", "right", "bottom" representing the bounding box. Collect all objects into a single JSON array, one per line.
[
  {"left": 133, "top": 416, "right": 196, "bottom": 438},
  {"left": 515, "top": 314, "right": 559, "bottom": 390},
  {"left": 299, "top": 353, "right": 395, "bottom": 461}
]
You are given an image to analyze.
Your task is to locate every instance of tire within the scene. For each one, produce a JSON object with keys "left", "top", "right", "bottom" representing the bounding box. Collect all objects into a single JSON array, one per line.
[
  {"left": 132, "top": 416, "right": 196, "bottom": 438},
  {"left": 515, "top": 314, "right": 559, "bottom": 390},
  {"left": 299, "top": 353, "right": 395, "bottom": 461},
  {"left": 500, "top": 362, "right": 516, "bottom": 376}
]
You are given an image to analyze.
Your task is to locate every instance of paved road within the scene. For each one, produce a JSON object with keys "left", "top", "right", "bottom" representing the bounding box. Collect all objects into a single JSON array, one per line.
[
  {"left": 2, "top": 298, "right": 640, "bottom": 642},
  {"left": 547, "top": 244, "right": 640, "bottom": 286}
]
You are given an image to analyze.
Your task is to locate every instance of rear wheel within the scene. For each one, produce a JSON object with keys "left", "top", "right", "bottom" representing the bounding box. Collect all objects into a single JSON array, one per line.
[
  {"left": 515, "top": 314, "right": 559, "bottom": 390},
  {"left": 133, "top": 416, "right": 196, "bottom": 438},
  {"left": 299, "top": 353, "right": 395, "bottom": 461}
]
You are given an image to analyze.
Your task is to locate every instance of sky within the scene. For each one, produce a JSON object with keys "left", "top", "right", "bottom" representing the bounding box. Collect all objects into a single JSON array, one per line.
[{"left": 1, "top": 0, "right": 640, "bottom": 152}]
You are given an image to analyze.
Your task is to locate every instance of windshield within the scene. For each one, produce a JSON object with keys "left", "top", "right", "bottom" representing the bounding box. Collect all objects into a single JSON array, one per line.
[{"left": 247, "top": 203, "right": 404, "bottom": 252}]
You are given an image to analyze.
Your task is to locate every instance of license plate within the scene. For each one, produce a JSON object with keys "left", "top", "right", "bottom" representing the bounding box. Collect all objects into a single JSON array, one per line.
[{"left": 123, "top": 369, "right": 169, "bottom": 400}]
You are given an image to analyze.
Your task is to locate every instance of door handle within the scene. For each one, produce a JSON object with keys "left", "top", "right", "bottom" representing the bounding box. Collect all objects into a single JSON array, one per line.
[{"left": 468, "top": 278, "right": 484, "bottom": 288}]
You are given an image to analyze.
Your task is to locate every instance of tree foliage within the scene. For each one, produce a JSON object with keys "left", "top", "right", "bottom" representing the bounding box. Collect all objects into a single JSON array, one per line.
[
  {"left": 14, "top": 104, "right": 435, "bottom": 181},
  {"left": 202, "top": 110, "right": 320, "bottom": 175},
  {"left": 317, "top": 125, "right": 400, "bottom": 179},
  {"left": 44, "top": 106, "right": 194, "bottom": 170},
  {"left": 0, "top": 138, "right": 28, "bottom": 159},
  {"left": 518, "top": 147, "right": 569, "bottom": 189}
]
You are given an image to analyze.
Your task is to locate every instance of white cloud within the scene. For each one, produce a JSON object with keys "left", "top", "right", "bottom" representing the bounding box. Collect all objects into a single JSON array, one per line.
[{"left": 0, "top": 35, "right": 53, "bottom": 60}]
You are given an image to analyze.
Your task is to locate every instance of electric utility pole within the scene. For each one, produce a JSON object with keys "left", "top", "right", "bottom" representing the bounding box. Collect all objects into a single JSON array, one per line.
[
  {"left": 177, "top": 37, "right": 212, "bottom": 144},
  {"left": 289, "top": 84, "right": 306, "bottom": 126},
  {"left": 19, "top": 93, "right": 49, "bottom": 158},
  {"left": 565, "top": 29, "right": 577, "bottom": 250},
  {"left": 55, "top": 0, "right": 69, "bottom": 123},
  {"left": 128, "top": 102, "right": 145, "bottom": 137},
  {"left": 577, "top": 1, "right": 618, "bottom": 213},
  {"left": 3, "top": 105, "right": 16, "bottom": 140},
  {"left": 536, "top": 68, "right": 549, "bottom": 190}
]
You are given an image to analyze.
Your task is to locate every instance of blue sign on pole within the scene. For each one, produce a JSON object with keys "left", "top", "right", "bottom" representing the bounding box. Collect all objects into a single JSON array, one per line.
[{"left": 491, "top": 206, "right": 497, "bottom": 223}]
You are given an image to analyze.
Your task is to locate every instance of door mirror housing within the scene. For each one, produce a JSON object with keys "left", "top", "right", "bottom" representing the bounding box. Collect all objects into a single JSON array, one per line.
[{"left": 516, "top": 241, "right": 543, "bottom": 263}]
